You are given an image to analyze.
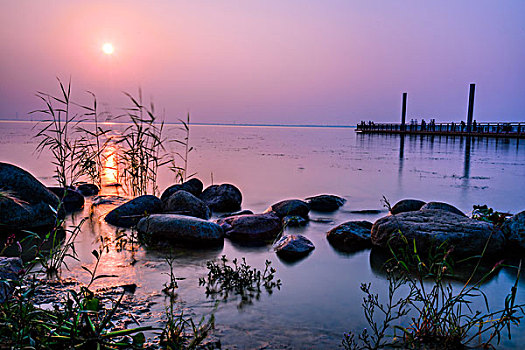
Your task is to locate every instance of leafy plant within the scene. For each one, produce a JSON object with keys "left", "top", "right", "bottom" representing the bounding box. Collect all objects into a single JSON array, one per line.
[{"left": 472, "top": 204, "right": 512, "bottom": 227}]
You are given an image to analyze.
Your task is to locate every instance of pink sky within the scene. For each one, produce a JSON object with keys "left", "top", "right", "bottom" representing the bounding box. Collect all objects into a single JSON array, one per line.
[{"left": 1, "top": 1, "right": 524, "bottom": 125}]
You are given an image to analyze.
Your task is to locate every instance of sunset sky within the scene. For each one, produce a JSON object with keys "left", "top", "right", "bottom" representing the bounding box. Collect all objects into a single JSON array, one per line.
[{"left": 1, "top": 1, "right": 524, "bottom": 125}]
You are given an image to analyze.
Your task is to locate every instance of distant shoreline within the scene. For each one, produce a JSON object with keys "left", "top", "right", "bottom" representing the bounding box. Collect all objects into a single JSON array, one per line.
[{"left": 0, "top": 118, "right": 356, "bottom": 129}]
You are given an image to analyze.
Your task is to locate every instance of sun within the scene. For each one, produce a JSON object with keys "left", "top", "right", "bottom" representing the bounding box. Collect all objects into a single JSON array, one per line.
[{"left": 102, "top": 43, "right": 114, "bottom": 55}]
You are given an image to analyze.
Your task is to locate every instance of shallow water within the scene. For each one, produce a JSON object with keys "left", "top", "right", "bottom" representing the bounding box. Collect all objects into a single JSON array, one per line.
[{"left": 1, "top": 120, "right": 525, "bottom": 348}]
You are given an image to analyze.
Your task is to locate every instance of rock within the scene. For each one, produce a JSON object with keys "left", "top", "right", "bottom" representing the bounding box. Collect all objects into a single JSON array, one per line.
[
  {"left": 371, "top": 209, "right": 505, "bottom": 257},
  {"left": 265, "top": 199, "right": 310, "bottom": 219},
  {"left": 390, "top": 199, "right": 426, "bottom": 215},
  {"left": 327, "top": 221, "right": 373, "bottom": 252},
  {"left": 217, "top": 213, "right": 282, "bottom": 243},
  {"left": 160, "top": 178, "right": 204, "bottom": 202},
  {"left": 162, "top": 190, "right": 210, "bottom": 220},
  {"left": 218, "top": 210, "right": 254, "bottom": 218},
  {"left": 105, "top": 195, "right": 163, "bottom": 228},
  {"left": 273, "top": 234, "right": 315, "bottom": 259},
  {"left": 0, "top": 257, "right": 23, "bottom": 302},
  {"left": 76, "top": 183, "right": 100, "bottom": 196},
  {"left": 200, "top": 184, "right": 242, "bottom": 212},
  {"left": 48, "top": 187, "right": 84, "bottom": 212},
  {"left": 137, "top": 214, "right": 223, "bottom": 246},
  {"left": 420, "top": 202, "right": 466, "bottom": 216},
  {"left": 92, "top": 195, "right": 127, "bottom": 206},
  {"left": 501, "top": 210, "right": 525, "bottom": 253},
  {"left": 283, "top": 215, "right": 308, "bottom": 227},
  {"left": 305, "top": 194, "right": 345, "bottom": 212},
  {"left": 346, "top": 209, "right": 383, "bottom": 215},
  {"left": 0, "top": 162, "right": 64, "bottom": 232}
]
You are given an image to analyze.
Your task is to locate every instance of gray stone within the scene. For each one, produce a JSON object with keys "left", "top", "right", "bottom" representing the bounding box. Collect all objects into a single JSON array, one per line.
[
  {"left": 326, "top": 221, "right": 373, "bottom": 252},
  {"left": 501, "top": 210, "right": 525, "bottom": 253},
  {"left": 390, "top": 199, "right": 426, "bottom": 215},
  {"left": 0, "top": 257, "right": 23, "bottom": 302},
  {"left": 200, "top": 184, "right": 242, "bottom": 212},
  {"left": 217, "top": 213, "right": 282, "bottom": 243},
  {"left": 76, "top": 183, "right": 100, "bottom": 196},
  {"left": 162, "top": 190, "right": 210, "bottom": 220},
  {"left": 137, "top": 214, "right": 223, "bottom": 246},
  {"left": 420, "top": 201, "right": 466, "bottom": 216},
  {"left": 105, "top": 195, "right": 163, "bottom": 228},
  {"left": 283, "top": 215, "right": 308, "bottom": 227},
  {"left": 305, "top": 194, "right": 345, "bottom": 212},
  {"left": 48, "top": 187, "right": 84, "bottom": 212},
  {"left": 0, "top": 162, "right": 63, "bottom": 232},
  {"left": 160, "top": 178, "right": 204, "bottom": 202},
  {"left": 371, "top": 209, "right": 505, "bottom": 257},
  {"left": 265, "top": 199, "right": 310, "bottom": 219},
  {"left": 273, "top": 234, "right": 315, "bottom": 259}
]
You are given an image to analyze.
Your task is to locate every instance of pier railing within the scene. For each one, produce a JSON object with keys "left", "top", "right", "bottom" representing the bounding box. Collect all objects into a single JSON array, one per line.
[{"left": 356, "top": 122, "right": 524, "bottom": 137}]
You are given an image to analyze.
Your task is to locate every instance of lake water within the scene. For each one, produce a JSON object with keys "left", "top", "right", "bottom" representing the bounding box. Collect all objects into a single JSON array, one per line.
[{"left": 1, "top": 120, "right": 525, "bottom": 348}]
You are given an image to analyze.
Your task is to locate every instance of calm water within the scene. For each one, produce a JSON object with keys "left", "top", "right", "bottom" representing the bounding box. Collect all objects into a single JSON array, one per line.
[{"left": 1, "top": 120, "right": 525, "bottom": 349}]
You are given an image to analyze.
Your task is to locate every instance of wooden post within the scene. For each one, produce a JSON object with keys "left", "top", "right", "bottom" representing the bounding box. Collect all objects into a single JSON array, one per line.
[
  {"left": 466, "top": 83, "right": 475, "bottom": 133},
  {"left": 401, "top": 93, "right": 407, "bottom": 132}
]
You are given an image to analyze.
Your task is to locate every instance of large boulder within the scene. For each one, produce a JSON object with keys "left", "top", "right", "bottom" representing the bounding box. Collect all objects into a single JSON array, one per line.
[
  {"left": 217, "top": 213, "right": 282, "bottom": 243},
  {"left": 273, "top": 234, "right": 315, "bottom": 260},
  {"left": 162, "top": 190, "right": 210, "bottom": 220},
  {"left": 501, "top": 210, "right": 525, "bottom": 253},
  {"left": 105, "top": 195, "right": 163, "bottom": 228},
  {"left": 305, "top": 195, "right": 345, "bottom": 212},
  {"left": 137, "top": 214, "right": 223, "bottom": 247},
  {"left": 265, "top": 199, "right": 310, "bottom": 219},
  {"left": 390, "top": 199, "right": 426, "bottom": 215},
  {"left": 327, "top": 221, "right": 373, "bottom": 252},
  {"left": 371, "top": 209, "right": 505, "bottom": 257},
  {"left": 0, "top": 162, "right": 63, "bottom": 232},
  {"left": 420, "top": 202, "right": 465, "bottom": 217},
  {"left": 200, "top": 184, "right": 242, "bottom": 212},
  {"left": 48, "top": 187, "right": 84, "bottom": 212},
  {"left": 160, "top": 178, "right": 204, "bottom": 202},
  {"left": 0, "top": 257, "right": 23, "bottom": 302}
]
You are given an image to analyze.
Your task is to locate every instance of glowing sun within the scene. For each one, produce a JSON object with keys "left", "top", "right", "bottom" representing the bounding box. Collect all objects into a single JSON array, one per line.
[{"left": 102, "top": 43, "right": 114, "bottom": 55}]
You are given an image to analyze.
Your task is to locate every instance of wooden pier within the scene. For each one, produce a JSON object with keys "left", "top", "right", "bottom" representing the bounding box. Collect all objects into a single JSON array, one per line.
[{"left": 356, "top": 84, "right": 525, "bottom": 138}]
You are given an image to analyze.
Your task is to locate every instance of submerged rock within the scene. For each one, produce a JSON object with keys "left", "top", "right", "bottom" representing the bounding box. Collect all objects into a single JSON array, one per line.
[
  {"left": 326, "top": 221, "right": 373, "bottom": 252},
  {"left": 160, "top": 178, "right": 204, "bottom": 202},
  {"left": 0, "top": 257, "right": 23, "bottom": 302},
  {"left": 265, "top": 199, "right": 310, "bottom": 219},
  {"left": 420, "top": 201, "right": 466, "bottom": 217},
  {"left": 305, "top": 194, "right": 345, "bottom": 212},
  {"left": 501, "top": 210, "right": 525, "bottom": 253},
  {"left": 75, "top": 183, "right": 100, "bottom": 196},
  {"left": 201, "top": 184, "right": 242, "bottom": 212},
  {"left": 273, "top": 234, "right": 315, "bottom": 259},
  {"left": 283, "top": 215, "right": 308, "bottom": 227},
  {"left": 137, "top": 214, "right": 223, "bottom": 246},
  {"left": 0, "top": 162, "right": 63, "bottom": 232},
  {"left": 371, "top": 209, "right": 505, "bottom": 257},
  {"left": 105, "top": 195, "right": 163, "bottom": 228},
  {"left": 217, "top": 213, "right": 282, "bottom": 243},
  {"left": 48, "top": 187, "right": 85, "bottom": 212},
  {"left": 162, "top": 190, "right": 210, "bottom": 220},
  {"left": 390, "top": 199, "right": 426, "bottom": 215}
]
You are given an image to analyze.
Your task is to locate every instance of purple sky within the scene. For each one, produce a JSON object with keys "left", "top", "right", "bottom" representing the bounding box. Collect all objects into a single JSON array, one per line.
[{"left": 1, "top": 1, "right": 524, "bottom": 125}]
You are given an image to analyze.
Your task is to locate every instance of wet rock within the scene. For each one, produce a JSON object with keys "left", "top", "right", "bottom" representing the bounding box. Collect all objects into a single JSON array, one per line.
[
  {"left": 371, "top": 209, "right": 504, "bottom": 257},
  {"left": 346, "top": 209, "right": 383, "bottom": 215},
  {"left": 265, "top": 199, "right": 310, "bottom": 219},
  {"left": 137, "top": 214, "right": 224, "bottom": 246},
  {"left": 327, "top": 221, "right": 373, "bottom": 252},
  {"left": 218, "top": 210, "right": 254, "bottom": 218},
  {"left": 0, "top": 257, "right": 23, "bottom": 302},
  {"left": 217, "top": 213, "right": 282, "bottom": 243},
  {"left": 162, "top": 190, "right": 210, "bottom": 220},
  {"left": 305, "top": 194, "right": 345, "bottom": 212},
  {"left": 48, "top": 187, "right": 84, "bottom": 212},
  {"left": 420, "top": 201, "right": 466, "bottom": 217},
  {"left": 0, "top": 162, "right": 64, "bottom": 232},
  {"left": 76, "top": 183, "right": 100, "bottom": 196},
  {"left": 160, "top": 178, "right": 204, "bottom": 202},
  {"left": 273, "top": 234, "right": 315, "bottom": 259},
  {"left": 283, "top": 215, "right": 308, "bottom": 227},
  {"left": 105, "top": 195, "right": 163, "bottom": 228},
  {"left": 200, "top": 184, "right": 242, "bottom": 212},
  {"left": 501, "top": 210, "right": 525, "bottom": 253},
  {"left": 92, "top": 195, "right": 127, "bottom": 206},
  {"left": 390, "top": 199, "right": 426, "bottom": 215}
]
